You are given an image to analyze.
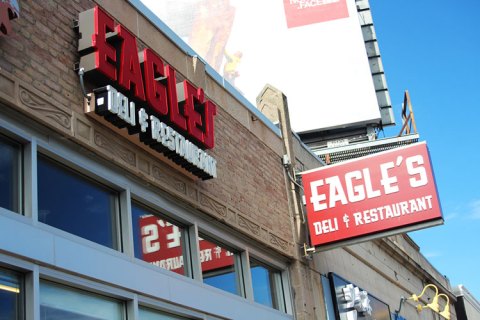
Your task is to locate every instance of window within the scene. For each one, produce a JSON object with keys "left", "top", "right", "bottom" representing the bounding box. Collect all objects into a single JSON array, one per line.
[
  {"left": 250, "top": 259, "right": 284, "bottom": 310},
  {"left": 0, "top": 135, "right": 21, "bottom": 213},
  {"left": 329, "top": 273, "right": 392, "bottom": 320},
  {"left": 0, "top": 268, "right": 23, "bottom": 320},
  {"left": 37, "top": 155, "right": 119, "bottom": 249},
  {"left": 131, "top": 203, "right": 189, "bottom": 276},
  {"left": 199, "top": 236, "right": 240, "bottom": 296},
  {"left": 139, "top": 307, "right": 191, "bottom": 320},
  {"left": 40, "top": 281, "right": 124, "bottom": 320}
]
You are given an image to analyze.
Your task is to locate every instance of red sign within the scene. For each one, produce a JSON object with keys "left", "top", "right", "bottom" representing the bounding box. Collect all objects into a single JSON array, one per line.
[
  {"left": 139, "top": 215, "right": 234, "bottom": 275},
  {"left": 283, "top": 0, "right": 349, "bottom": 29},
  {"left": 77, "top": 6, "right": 216, "bottom": 150},
  {"left": 0, "top": 1, "right": 19, "bottom": 37},
  {"left": 301, "top": 142, "right": 443, "bottom": 249}
]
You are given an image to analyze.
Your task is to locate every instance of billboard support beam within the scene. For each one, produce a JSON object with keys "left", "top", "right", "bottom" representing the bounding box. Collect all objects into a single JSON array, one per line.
[{"left": 398, "top": 90, "right": 418, "bottom": 137}]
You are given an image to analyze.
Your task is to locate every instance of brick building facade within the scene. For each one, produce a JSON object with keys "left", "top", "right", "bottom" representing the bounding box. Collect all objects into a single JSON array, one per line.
[{"left": 0, "top": 1, "right": 458, "bottom": 320}]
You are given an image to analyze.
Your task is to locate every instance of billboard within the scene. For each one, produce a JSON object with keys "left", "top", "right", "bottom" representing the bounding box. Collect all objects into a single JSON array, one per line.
[
  {"left": 301, "top": 142, "right": 443, "bottom": 250},
  {"left": 138, "top": 0, "right": 381, "bottom": 132}
]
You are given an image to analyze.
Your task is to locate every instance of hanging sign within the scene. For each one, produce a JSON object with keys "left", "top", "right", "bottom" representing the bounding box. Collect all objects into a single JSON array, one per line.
[{"left": 301, "top": 142, "right": 443, "bottom": 250}]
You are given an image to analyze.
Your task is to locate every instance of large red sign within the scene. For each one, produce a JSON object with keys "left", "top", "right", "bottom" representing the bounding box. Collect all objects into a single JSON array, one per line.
[
  {"left": 77, "top": 6, "right": 218, "bottom": 179},
  {"left": 301, "top": 142, "right": 443, "bottom": 249}
]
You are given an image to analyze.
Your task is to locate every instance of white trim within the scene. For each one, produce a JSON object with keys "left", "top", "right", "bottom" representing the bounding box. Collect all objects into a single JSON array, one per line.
[
  {"left": 120, "top": 189, "right": 134, "bottom": 256},
  {"left": 25, "top": 265, "right": 40, "bottom": 320},
  {"left": 24, "top": 139, "right": 37, "bottom": 221}
]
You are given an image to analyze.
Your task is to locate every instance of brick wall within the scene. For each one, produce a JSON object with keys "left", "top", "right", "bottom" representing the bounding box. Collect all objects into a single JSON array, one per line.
[{"left": 0, "top": 0, "right": 294, "bottom": 256}]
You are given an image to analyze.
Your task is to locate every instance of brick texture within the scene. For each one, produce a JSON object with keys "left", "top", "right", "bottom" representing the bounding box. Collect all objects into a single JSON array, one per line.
[{"left": 0, "top": 0, "right": 294, "bottom": 255}]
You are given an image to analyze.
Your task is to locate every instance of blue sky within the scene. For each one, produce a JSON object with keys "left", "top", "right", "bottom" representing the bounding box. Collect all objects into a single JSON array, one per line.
[
  {"left": 139, "top": 0, "right": 480, "bottom": 300},
  {"left": 370, "top": 0, "right": 480, "bottom": 299}
]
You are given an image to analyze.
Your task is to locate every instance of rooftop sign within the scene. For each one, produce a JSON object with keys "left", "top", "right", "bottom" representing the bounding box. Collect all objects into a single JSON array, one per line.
[{"left": 139, "top": 0, "right": 381, "bottom": 132}]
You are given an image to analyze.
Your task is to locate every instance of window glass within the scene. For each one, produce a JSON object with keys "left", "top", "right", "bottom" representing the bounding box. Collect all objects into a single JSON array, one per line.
[
  {"left": 37, "top": 155, "right": 119, "bottom": 249},
  {"left": 250, "top": 259, "right": 284, "bottom": 310},
  {"left": 0, "top": 135, "right": 21, "bottom": 213},
  {"left": 0, "top": 268, "right": 23, "bottom": 320},
  {"left": 131, "top": 203, "right": 188, "bottom": 276},
  {"left": 40, "top": 281, "right": 124, "bottom": 320},
  {"left": 321, "top": 274, "right": 336, "bottom": 320},
  {"left": 199, "top": 237, "right": 240, "bottom": 296},
  {"left": 139, "top": 307, "right": 190, "bottom": 320},
  {"left": 329, "top": 273, "right": 391, "bottom": 320}
]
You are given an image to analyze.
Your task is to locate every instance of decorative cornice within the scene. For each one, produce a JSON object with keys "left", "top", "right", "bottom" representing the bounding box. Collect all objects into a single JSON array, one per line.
[
  {"left": 237, "top": 214, "right": 261, "bottom": 236},
  {"left": 199, "top": 192, "right": 228, "bottom": 219},
  {"left": 19, "top": 86, "right": 71, "bottom": 130},
  {"left": 94, "top": 130, "right": 136, "bottom": 167},
  {"left": 270, "top": 233, "right": 290, "bottom": 251}
]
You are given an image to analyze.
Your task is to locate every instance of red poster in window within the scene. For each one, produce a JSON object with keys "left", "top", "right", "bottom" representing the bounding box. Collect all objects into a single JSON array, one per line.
[
  {"left": 138, "top": 216, "right": 234, "bottom": 274},
  {"left": 139, "top": 215, "right": 185, "bottom": 275},
  {"left": 301, "top": 142, "right": 443, "bottom": 250},
  {"left": 283, "top": 0, "right": 349, "bottom": 28}
]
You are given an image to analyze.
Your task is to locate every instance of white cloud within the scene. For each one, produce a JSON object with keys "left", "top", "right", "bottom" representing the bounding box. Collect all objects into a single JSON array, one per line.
[
  {"left": 443, "top": 212, "right": 459, "bottom": 221},
  {"left": 468, "top": 200, "right": 480, "bottom": 220},
  {"left": 423, "top": 251, "right": 442, "bottom": 259}
]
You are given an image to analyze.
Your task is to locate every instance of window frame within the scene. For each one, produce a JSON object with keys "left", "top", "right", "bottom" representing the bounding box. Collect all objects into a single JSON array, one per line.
[
  {"left": 36, "top": 151, "right": 123, "bottom": 250},
  {"left": 0, "top": 266, "right": 25, "bottom": 320},
  {"left": 0, "top": 132, "right": 24, "bottom": 215},
  {"left": 249, "top": 257, "right": 286, "bottom": 311},
  {"left": 130, "top": 200, "right": 193, "bottom": 278},
  {"left": 39, "top": 279, "right": 127, "bottom": 320},
  {"left": 197, "top": 233, "right": 245, "bottom": 297}
]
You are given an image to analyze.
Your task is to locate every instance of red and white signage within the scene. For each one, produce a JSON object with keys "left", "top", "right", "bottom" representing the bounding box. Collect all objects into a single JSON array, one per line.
[
  {"left": 139, "top": 215, "right": 234, "bottom": 275},
  {"left": 301, "top": 142, "right": 443, "bottom": 249},
  {"left": 0, "top": 0, "right": 19, "bottom": 37},
  {"left": 77, "top": 6, "right": 217, "bottom": 179}
]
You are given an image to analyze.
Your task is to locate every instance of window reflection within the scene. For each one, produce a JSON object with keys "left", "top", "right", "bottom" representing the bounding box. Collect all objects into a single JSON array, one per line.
[
  {"left": 0, "top": 268, "right": 23, "bottom": 320},
  {"left": 250, "top": 259, "right": 284, "bottom": 310},
  {"left": 37, "top": 155, "right": 119, "bottom": 249},
  {"left": 199, "top": 237, "right": 239, "bottom": 296},
  {"left": 40, "top": 281, "right": 124, "bottom": 320},
  {"left": 0, "top": 135, "right": 21, "bottom": 213},
  {"left": 131, "top": 203, "right": 188, "bottom": 276}
]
